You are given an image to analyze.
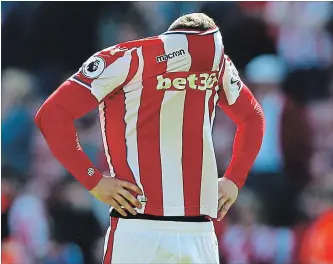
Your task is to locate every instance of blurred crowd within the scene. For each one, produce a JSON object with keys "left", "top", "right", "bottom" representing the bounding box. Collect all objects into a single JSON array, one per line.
[{"left": 1, "top": 2, "right": 333, "bottom": 264}]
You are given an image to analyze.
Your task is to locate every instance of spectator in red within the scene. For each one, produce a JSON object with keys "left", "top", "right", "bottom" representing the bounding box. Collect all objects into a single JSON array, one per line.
[{"left": 299, "top": 178, "right": 333, "bottom": 264}]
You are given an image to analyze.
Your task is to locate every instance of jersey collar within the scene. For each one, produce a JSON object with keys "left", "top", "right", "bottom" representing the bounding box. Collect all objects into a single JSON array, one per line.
[{"left": 162, "top": 27, "right": 219, "bottom": 36}]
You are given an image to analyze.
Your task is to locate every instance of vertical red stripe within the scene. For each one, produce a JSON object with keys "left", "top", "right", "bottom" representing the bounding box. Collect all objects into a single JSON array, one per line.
[
  {"left": 103, "top": 218, "right": 119, "bottom": 264},
  {"left": 137, "top": 38, "right": 167, "bottom": 215},
  {"left": 103, "top": 50, "right": 139, "bottom": 185},
  {"left": 182, "top": 34, "right": 216, "bottom": 215},
  {"left": 104, "top": 92, "right": 136, "bottom": 185}
]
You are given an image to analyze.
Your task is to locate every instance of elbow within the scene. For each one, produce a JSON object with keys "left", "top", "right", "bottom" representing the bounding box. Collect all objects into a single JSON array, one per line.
[
  {"left": 246, "top": 102, "right": 265, "bottom": 144},
  {"left": 34, "top": 105, "right": 44, "bottom": 130},
  {"left": 250, "top": 103, "right": 265, "bottom": 150},
  {"left": 238, "top": 101, "right": 265, "bottom": 131},
  {"left": 35, "top": 101, "right": 74, "bottom": 134},
  {"left": 237, "top": 102, "right": 265, "bottom": 142},
  {"left": 254, "top": 101, "right": 265, "bottom": 134},
  {"left": 34, "top": 102, "right": 55, "bottom": 131}
]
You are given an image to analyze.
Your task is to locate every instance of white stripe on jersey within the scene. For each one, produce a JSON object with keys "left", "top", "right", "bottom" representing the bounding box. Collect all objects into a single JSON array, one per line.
[
  {"left": 160, "top": 34, "right": 191, "bottom": 216},
  {"left": 123, "top": 48, "right": 146, "bottom": 214},
  {"left": 159, "top": 34, "right": 192, "bottom": 215},
  {"left": 212, "top": 32, "right": 223, "bottom": 71},
  {"left": 99, "top": 102, "right": 115, "bottom": 177},
  {"left": 91, "top": 49, "right": 133, "bottom": 101},
  {"left": 160, "top": 91, "right": 186, "bottom": 215},
  {"left": 159, "top": 34, "right": 191, "bottom": 72},
  {"left": 200, "top": 90, "right": 218, "bottom": 217}
]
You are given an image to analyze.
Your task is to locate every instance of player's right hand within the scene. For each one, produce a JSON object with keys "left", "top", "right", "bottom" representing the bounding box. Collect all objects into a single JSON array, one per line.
[{"left": 89, "top": 176, "right": 143, "bottom": 217}]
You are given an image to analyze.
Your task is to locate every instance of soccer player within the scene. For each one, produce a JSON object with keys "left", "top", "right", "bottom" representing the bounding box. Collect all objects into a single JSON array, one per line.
[{"left": 35, "top": 13, "right": 264, "bottom": 264}]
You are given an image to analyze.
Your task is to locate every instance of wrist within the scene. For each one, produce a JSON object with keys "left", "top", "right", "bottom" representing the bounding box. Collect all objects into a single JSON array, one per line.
[
  {"left": 80, "top": 168, "right": 103, "bottom": 191},
  {"left": 221, "top": 176, "right": 241, "bottom": 189}
]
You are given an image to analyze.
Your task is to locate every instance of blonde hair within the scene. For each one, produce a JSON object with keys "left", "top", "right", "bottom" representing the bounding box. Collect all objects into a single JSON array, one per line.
[{"left": 168, "top": 13, "right": 216, "bottom": 31}]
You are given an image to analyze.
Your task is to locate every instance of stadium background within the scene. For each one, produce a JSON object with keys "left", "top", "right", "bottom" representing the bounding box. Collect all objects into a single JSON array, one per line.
[{"left": 1, "top": 2, "right": 333, "bottom": 264}]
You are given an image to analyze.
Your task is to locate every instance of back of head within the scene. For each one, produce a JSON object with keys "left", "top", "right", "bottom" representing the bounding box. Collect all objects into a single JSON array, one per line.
[{"left": 168, "top": 13, "right": 216, "bottom": 31}]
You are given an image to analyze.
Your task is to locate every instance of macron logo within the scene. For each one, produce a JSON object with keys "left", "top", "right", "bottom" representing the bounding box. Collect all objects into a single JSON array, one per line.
[{"left": 156, "top": 49, "right": 186, "bottom": 63}]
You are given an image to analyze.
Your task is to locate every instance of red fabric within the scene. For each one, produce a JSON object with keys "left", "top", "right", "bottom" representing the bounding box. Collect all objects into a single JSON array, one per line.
[
  {"left": 218, "top": 85, "right": 265, "bottom": 188},
  {"left": 182, "top": 33, "right": 216, "bottom": 216},
  {"left": 102, "top": 91, "right": 137, "bottom": 190},
  {"left": 35, "top": 81, "right": 103, "bottom": 190},
  {"left": 35, "top": 30, "right": 263, "bottom": 217},
  {"left": 1, "top": 238, "right": 23, "bottom": 264},
  {"left": 137, "top": 38, "right": 166, "bottom": 215},
  {"left": 300, "top": 210, "right": 333, "bottom": 264}
]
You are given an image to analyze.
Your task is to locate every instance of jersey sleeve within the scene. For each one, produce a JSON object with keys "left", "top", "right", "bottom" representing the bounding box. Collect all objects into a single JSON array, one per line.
[
  {"left": 218, "top": 55, "right": 243, "bottom": 105},
  {"left": 68, "top": 46, "right": 138, "bottom": 102}
]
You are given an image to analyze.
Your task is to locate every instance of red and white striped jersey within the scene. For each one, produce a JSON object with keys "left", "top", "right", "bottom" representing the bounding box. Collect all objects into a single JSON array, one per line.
[{"left": 69, "top": 27, "right": 242, "bottom": 218}]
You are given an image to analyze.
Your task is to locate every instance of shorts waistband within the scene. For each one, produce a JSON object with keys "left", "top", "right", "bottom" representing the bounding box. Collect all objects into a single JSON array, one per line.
[{"left": 110, "top": 210, "right": 210, "bottom": 222}]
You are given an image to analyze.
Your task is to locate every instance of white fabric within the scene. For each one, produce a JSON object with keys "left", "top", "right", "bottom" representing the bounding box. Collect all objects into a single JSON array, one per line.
[
  {"left": 159, "top": 34, "right": 190, "bottom": 215},
  {"left": 160, "top": 91, "right": 186, "bottom": 215},
  {"left": 123, "top": 47, "right": 146, "bottom": 214},
  {"left": 200, "top": 90, "right": 219, "bottom": 217},
  {"left": 221, "top": 55, "right": 243, "bottom": 105},
  {"left": 107, "top": 218, "right": 219, "bottom": 264},
  {"left": 73, "top": 30, "right": 237, "bottom": 218},
  {"left": 160, "top": 34, "right": 191, "bottom": 72},
  {"left": 91, "top": 50, "right": 133, "bottom": 101}
]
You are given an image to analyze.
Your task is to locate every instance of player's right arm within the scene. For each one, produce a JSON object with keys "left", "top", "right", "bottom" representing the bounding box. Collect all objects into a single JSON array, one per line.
[
  {"left": 35, "top": 47, "right": 142, "bottom": 216},
  {"left": 215, "top": 55, "right": 265, "bottom": 220}
]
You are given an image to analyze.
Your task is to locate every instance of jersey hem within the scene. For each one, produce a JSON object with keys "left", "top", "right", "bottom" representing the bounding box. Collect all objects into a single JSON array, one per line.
[{"left": 138, "top": 205, "right": 218, "bottom": 219}]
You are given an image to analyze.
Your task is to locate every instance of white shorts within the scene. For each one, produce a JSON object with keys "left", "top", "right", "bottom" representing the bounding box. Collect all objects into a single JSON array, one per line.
[{"left": 102, "top": 217, "right": 219, "bottom": 264}]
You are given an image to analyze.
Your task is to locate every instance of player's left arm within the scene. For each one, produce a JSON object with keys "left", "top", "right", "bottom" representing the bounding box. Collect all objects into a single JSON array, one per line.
[
  {"left": 216, "top": 55, "right": 265, "bottom": 220},
  {"left": 35, "top": 48, "right": 143, "bottom": 216},
  {"left": 35, "top": 48, "right": 137, "bottom": 189}
]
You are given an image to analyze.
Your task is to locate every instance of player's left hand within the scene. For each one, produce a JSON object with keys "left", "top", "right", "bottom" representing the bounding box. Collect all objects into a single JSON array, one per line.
[{"left": 217, "top": 177, "right": 239, "bottom": 221}]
